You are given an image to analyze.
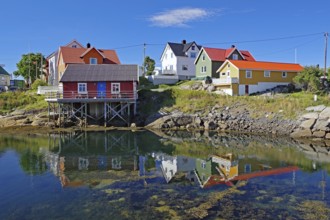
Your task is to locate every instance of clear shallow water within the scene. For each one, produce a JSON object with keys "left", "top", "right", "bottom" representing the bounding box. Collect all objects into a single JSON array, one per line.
[{"left": 0, "top": 130, "right": 329, "bottom": 219}]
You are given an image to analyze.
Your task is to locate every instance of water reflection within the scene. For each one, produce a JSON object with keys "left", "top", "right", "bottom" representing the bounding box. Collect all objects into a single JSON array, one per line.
[
  {"left": 1, "top": 130, "right": 330, "bottom": 219},
  {"left": 41, "top": 131, "right": 314, "bottom": 190}
]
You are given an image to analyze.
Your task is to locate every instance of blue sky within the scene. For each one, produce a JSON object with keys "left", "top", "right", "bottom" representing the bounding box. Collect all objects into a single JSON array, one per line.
[{"left": 0, "top": 0, "right": 329, "bottom": 76}]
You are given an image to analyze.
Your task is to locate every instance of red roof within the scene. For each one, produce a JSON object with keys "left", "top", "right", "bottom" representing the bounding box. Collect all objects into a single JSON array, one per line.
[
  {"left": 203, "top": 47, "right": 256, "bottom": 62},
  {"left": 230, "top": 60, "right": 304, "bottom": 72},
  {"left": 59, "top": 47, "right": 120, "bottom": 64}
]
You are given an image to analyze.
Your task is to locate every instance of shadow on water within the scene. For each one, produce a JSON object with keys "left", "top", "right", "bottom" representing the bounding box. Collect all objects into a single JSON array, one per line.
[{"left": 0, "top": 130, "right": 330, "bottom": 219}]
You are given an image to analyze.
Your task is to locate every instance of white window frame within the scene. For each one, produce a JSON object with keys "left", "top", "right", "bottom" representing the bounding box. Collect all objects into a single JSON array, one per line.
[
  {"left": 282, "top": 72, "right": 287, "bottom": 78},
  {"left": 111, "top": 83, "right": 120, "bottom": 94},
  {"left": 182, "top": 65, "right": 188, "bottom": 71},
  {"left": 246, "top": 70, "right": 252, "bottom": 78},
  {"left": 264, "top": 70, "right": 271, "bottom": 77},
  {"left": 202, "top": 55, "right": 206, "bottom": 61},
  {"left": 90, "top": 58, "right": 97, "bottom": 64},
  {"left": 78, "top": 83, "right": 87, "bottom": 94},
  {"left": 232, "top": 54, "right": 238, "bottom": 60},
  {"left": 221, "top": 72, "right": 226, "bottom": 76},
  {"left": 201, "top": 66, "right": 206, "bottom": 73},
  {"left": 190, "top": 52, "right": 196, "bottom": 58},
  {"left": 226, "top": 70, "right": 230, "bottom": 76},
  {"left": 171, "top": 53, "right": 173, "bottom": 58}
]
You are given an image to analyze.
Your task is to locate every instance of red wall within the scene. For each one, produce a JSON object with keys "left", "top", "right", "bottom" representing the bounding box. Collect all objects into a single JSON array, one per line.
[{"left": 63, "top": 81, "right": 135, "bottom": 99}]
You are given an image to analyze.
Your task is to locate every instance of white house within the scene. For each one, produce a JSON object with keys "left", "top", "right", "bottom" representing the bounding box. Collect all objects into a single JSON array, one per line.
[
  {"left": 160, "top": 40, "right": 201, "bottom": 81},
  {"left": 46, "top": 39, "right": 84, "bottom": 86}
]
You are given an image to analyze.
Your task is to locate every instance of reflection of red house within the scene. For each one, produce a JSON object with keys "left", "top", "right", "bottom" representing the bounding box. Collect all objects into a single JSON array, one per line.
[{"left": 203, "top": 166, "right": 299, "bottom": 188}]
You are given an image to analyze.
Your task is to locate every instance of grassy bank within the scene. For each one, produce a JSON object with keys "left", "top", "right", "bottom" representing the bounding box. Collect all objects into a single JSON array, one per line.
[
  {"left": 138, "top": 80, "right": 330, "bottom": 119},
  {"left": 0, "top": 90, "right": 48, "bottom": 114},
  {"left": 1, "top": 80, "right": 330, "bottom": 120}
]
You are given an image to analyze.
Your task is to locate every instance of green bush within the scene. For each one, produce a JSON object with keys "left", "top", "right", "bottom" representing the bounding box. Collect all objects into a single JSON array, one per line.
[{"left": 31, "top": 79, "right": 47, "bottom": 90}]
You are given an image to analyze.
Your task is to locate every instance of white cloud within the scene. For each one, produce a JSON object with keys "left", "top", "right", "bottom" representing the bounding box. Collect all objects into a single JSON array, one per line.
[{"left": 149, "top": 8, "right": 213, "bottom": 27}]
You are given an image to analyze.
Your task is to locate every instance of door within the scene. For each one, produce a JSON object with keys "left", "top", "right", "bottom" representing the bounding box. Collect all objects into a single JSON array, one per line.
[
  {"left": 97, "top": 82, "right": 106, "bottom": 98},
  {"left": 245, "top": 85, "right": 249, "bottom": 95}
]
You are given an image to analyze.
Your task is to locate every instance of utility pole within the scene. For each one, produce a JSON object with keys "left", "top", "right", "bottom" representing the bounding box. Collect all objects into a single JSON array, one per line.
[
  {"left": 143, "top": 43, "right": 146, "bottom": 76},
  {"left": 324, "top": 32, "right": 328, "bottom": 78}
]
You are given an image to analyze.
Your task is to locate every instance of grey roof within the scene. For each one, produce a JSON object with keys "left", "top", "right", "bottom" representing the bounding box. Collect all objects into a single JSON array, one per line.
[
  {"left": 60, "top": 64, "right": 138, "bottom": 82},
  {"left": 0, "top": 66, "right": 10, "bottom": 75},
  {"left": 168, "top": 41, "right": 202, "bottom": 57}
]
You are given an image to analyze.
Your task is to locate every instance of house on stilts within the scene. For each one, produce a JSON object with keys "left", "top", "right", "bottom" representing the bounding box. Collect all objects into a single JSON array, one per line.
[{"left": 45, "top": 64, "right": 139, "bottom": 127}]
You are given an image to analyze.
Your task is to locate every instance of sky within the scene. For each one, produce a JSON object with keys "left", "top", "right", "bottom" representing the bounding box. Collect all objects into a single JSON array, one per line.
[{"left": 0, "top": 0, "right": 329, "bottom": 77}]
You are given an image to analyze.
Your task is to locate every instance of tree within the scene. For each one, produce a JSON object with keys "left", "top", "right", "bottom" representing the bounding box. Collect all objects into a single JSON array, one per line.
[
  {"left": 144, "top": 56, "right": 155, "bottom": 76},
  {"left": 14, "top": 53, "right": 46, "bottom": 85},
  {"left": 293, "top": 65, "right": 324, "bottom": 92}
]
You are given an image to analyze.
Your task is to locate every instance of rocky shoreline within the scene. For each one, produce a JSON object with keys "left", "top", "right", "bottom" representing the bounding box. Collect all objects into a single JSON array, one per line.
[
  {"left": 146, "top": 103, "right": 299, "bottom": 136},
  {"left": 1, "top": 104, "right": 330, "bottom": 144}
]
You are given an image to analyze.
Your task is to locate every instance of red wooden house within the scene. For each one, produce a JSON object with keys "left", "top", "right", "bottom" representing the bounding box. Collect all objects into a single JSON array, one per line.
[{"left": 47, "top": 63, "right": 139, "bottom": 127}]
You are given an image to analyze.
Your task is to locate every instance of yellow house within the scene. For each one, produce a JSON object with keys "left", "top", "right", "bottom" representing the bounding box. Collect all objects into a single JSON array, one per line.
[{"left": 215, "top": 60, "right": 304, "bottom": 96}]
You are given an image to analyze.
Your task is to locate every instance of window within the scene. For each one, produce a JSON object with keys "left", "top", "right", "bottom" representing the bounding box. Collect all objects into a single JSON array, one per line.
[
  {"left": 111, "top": 83, "right": 120, "bottom": 94},
  {"left": 171, "top": 53, "right": 173, "bottom": 58},
  {"left": 282, "top": 72, "right": 287, "bottom": 78},
  {"left": 202, "top": 55, "right": 206, "bottom": 61},
  {"left": 246, "top": 70, "right": 252, "bottom": 78},
  {"left": 72, "top": 45, "right": 77, "bottom": 48},
  {"left": 227, "top": 70, "right": 230, "bottom": 76},
  {"left": 264, "top": 70, "right": 270, "bottom": 77},
  {"left": 228, "top": 64, "right": 230, "bottom": 68},
  {"left": 221, "top": 72, "right": 226, "bottom": 76},
  {"left": 182, "top": 65, "right": 188, "bottom": 71},
  {"left": 170, "top": 65, "right": 173, "bottom": 70},
  {"left": 201, "top": 66, "right": 207, "bottom": 73},
  {"left": 232, "top": 54, "right": 238, "bottom": 60},
  {"left": 90, "top": 58, "right": 97, "bottom": 64},
  {"left": 201, "top": 162, "right": 206, "bottom": 169},
  {"left": 192, "top": 45, "right": 195, "bottom": 50},
  {"left": 190, "top": 52, "right": 196, "bottom": 58},
  {"left": 78, "top": 83, "right": 87, "bottom": 94}
]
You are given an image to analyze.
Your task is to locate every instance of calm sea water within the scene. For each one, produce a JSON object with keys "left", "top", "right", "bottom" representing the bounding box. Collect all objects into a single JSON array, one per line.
[{"left": 0, "top": 130, "right": 329, "bottom": 219}]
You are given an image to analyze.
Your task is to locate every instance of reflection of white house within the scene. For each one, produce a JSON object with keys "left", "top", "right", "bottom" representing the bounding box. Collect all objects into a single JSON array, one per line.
[
  {"left": 152, "top": 40, "right": 201, "bottom": 85},
  {"left": 47, "top": 40, "right": 84, "bottom": 86},
  {"left": 152, "top": 153, "right": 197, "bottom": 183}
]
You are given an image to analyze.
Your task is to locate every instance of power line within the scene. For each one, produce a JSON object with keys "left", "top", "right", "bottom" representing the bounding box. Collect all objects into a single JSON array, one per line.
[
  {"left": 201, "top": 32, "right": 324, "bottom": 46},
  {"left": 254, "top": 36, "right": 322, "bottom": 57}
]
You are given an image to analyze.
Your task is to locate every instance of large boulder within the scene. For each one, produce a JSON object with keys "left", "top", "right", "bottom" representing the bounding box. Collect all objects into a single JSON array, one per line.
[
  {"left": 299, "top": 119, "right": 316, "bottom": 129},
  {"left": 290, "top": 129, "right": 312, "bottom": 138},
  {"left": 313, "top": 120, "right": 330, "bottom": 131},
  {"left": 319, "top": 107, "right": 330, "bottom": 120},
  {"left": 174, "top": 116, "right": 193, "bottom": 126},
  {"left": 306, "top": 105, "right": 326, "bottom": 112},
  {"left": 301, "top": 112, "right": 319, "bottom": 120}
]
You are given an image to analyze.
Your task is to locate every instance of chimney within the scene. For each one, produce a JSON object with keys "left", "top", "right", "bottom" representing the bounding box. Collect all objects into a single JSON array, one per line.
[
  {"left": 87, "top": 43, "right": 91, "bottom": 48},
  {"left": 231, "top": 45, "right": 235, "bottom": 48},
  {"left": 182, "top": 40, "right": 186, "bottom": 45}
]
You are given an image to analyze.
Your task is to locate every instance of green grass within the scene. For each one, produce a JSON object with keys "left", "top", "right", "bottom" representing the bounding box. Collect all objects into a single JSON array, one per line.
[
  {"left": 140, "top": 80, "right": 330, "bottom": 119},
  {"left": 0, "top": 90, "right": 48, "bottom": 114}
]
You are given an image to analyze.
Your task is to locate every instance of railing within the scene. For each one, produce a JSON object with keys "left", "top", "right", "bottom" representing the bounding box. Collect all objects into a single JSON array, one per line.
[
  {"left": 212, "top": 77, "right": 239, "bottom": 85},
  {"left": 45, "top": 90, "right": 138, "bottom": 100},
  {"left": 162, "top": 70, "right": 177, "bottom": 75},
  {"left": 37, "top": 86, "right": 60, "bottom": 95}
]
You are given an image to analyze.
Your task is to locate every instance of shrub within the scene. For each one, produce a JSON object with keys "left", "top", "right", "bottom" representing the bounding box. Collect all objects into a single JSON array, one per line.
[{"left": 31, "top": 79, "right": 47, "bottom": 90}]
